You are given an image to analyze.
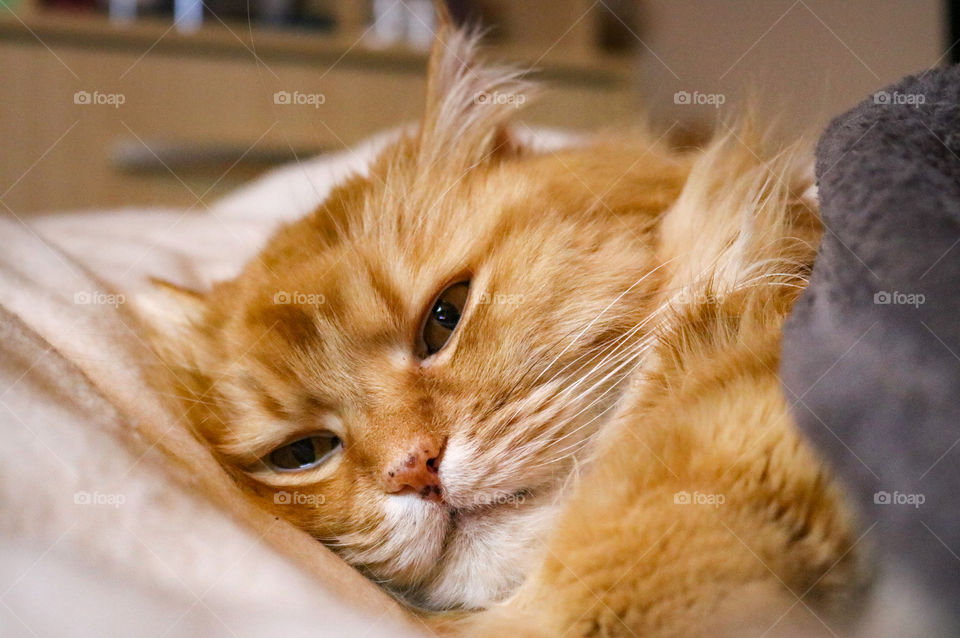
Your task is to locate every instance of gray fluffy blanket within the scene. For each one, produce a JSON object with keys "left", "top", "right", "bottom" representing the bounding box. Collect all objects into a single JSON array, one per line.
[{"left": 782, "top": 66, "right": 960, "bottom": 632}]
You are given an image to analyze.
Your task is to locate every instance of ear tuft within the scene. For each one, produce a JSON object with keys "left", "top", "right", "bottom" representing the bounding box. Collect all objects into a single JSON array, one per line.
[
  {"left": 431, "top": 0, "right": 453, "bottom": 30},
  {"left": 132, "top": 278, "right": 207, "bottom": 363},
  {"left": 418, "top": 15, "right": 535, "bottom": 170},
  {"left": 133, "top": 278, "right": 208, "bottom": 346}
]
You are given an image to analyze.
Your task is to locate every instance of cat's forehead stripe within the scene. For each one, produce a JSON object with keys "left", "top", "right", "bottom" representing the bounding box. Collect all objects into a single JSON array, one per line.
[{"left": 363, "top": 257, "right": 409, "bottom": 318}]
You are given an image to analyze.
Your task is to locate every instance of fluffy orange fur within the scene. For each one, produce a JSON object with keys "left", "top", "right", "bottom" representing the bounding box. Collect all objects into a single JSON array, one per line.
[
  {"left": 140, "top": 14, "right": 866, "bottom": 637},
  {"left": 451, "top": 165, "right": 865, "bottom": 635}
]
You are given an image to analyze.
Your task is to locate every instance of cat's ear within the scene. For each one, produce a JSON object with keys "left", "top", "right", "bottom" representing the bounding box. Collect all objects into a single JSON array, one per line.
[
  {"left": 416, "top": 2, "right": 532, "bottom": 169},
  {"left": 132, "top": 278, "right": 210, "bottom": 364}
]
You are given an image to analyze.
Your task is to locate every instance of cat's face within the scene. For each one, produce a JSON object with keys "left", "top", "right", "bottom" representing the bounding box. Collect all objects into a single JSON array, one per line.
[{"left": 145, "top": 30, "right": 689, "bottom": 609}]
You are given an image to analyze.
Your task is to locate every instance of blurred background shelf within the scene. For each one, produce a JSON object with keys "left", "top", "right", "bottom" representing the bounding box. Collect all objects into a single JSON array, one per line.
[
  {"left": 0, "top": 0, "right": 640, "bottom": 213},
  {"left": 0, "top": 0, "right": 946, "bottom": 215},
  {"left": 0, "top": 9, "right": 635, "bottom": 79}
]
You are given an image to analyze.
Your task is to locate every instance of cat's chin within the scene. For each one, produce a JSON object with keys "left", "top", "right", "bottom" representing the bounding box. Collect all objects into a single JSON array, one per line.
[{"left": 391, "top": 488, "right": 559, "bottom": 611}]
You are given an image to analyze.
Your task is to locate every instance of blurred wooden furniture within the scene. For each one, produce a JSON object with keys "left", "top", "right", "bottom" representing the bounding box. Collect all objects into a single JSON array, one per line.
[{"left": 0, "top": 0, "right": 639, "bottom": 213}]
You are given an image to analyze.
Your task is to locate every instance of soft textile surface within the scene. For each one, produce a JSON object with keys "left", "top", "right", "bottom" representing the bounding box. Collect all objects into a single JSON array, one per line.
[{"left": 781, "top": 66, "right": 960, "bottom": 634}]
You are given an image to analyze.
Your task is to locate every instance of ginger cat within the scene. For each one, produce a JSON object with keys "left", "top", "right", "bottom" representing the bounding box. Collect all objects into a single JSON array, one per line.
[{"left": 140, "top": 14, "right": 867, "bottom": 638}]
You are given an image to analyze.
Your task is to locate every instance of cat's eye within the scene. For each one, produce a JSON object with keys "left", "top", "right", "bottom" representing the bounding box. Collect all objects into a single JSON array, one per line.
[
  {"left": 267, "top": 433, "right": 342, "bottom": 471},
  {"left": 421, "top": 281, "right": 470, "bottom": 356}
]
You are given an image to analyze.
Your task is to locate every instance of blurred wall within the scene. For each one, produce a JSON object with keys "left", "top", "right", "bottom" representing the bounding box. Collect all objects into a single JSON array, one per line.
[{"left": 636, "top": 0, "right": 946, "bottom": 141}]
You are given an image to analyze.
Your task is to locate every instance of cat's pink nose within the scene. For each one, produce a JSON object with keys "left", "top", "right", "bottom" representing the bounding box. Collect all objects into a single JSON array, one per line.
[{"left": 383, "top": 438, "right": 445, "bottom": 502}]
